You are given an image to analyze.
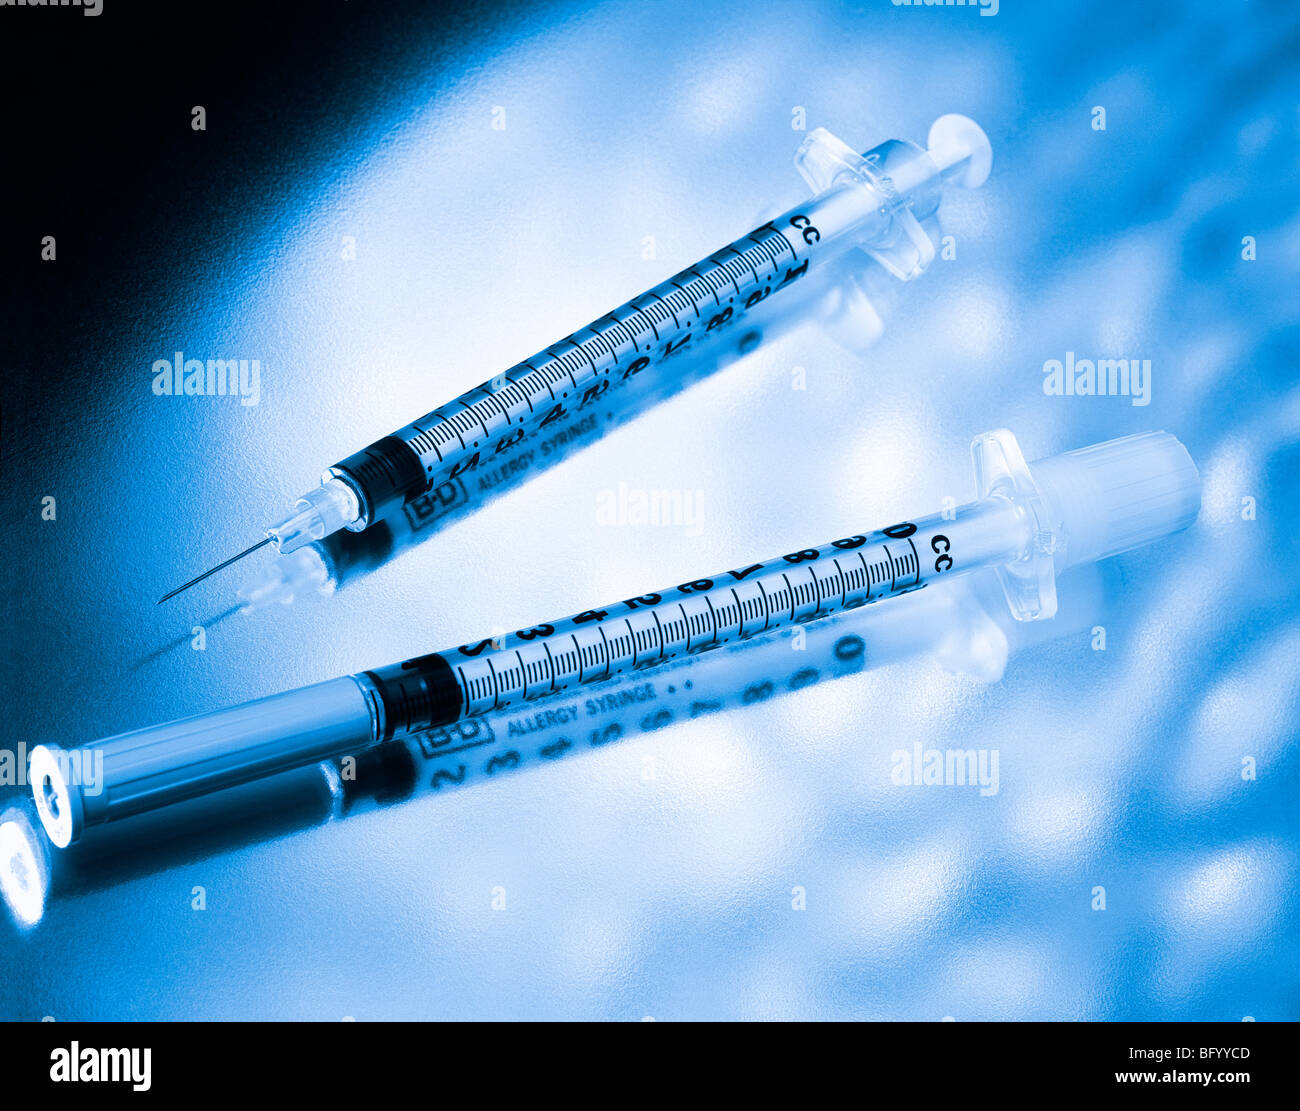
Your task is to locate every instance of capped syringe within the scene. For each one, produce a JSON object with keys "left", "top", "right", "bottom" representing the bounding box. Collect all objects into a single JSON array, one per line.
[
  {"left": 37, "top": 428, "right": 1197, "bottom": 847},
  {"left": 158, "top": 114, "right": 993, "bottom": 603}
]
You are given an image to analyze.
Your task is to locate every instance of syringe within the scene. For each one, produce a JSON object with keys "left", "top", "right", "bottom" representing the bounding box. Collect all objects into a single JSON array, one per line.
[
  {"left": 159, "top": 114, "right": 993, "bottom": 603},
  {"left": 0, "top": 569, "right": 1079, "bottom": 925},
  {"left": 233, "top": 246, "right": 889, "bottom": 611},
  {"left": 36, "top": 428, "right": 1197, "bottom": 847}
]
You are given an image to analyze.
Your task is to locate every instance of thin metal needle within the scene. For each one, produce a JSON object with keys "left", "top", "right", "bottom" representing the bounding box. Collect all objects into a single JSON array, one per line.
[{"left": 157, "top": 537, "right": 274, "bottom": 605}]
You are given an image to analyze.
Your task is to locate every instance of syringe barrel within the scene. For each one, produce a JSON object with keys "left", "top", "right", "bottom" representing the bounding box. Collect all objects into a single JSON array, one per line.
[
  {"left": 327, "top": 196, "right": 851, "bottom": 531},
  {"left": 358, "top": 497, "right": 1029, "bottom": 736},
  {"left": 320, "top": 117, "right": 991, "bottom": 535},
  {"left": 29, "top": 677, "right": 380, "bottom": 847}
]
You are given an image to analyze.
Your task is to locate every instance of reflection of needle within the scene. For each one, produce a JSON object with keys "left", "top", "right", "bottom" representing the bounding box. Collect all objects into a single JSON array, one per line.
[{"left": 157, "top": 537, "right": 274, "bottom": 605}]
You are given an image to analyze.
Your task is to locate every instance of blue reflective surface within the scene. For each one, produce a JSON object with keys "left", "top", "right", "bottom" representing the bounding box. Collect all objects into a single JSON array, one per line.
[{"left": 2, "top": 0, "right": 1297, "bottom": 1020}]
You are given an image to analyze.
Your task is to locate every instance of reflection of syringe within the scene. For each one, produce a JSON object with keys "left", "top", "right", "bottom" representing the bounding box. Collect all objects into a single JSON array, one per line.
[
  {"left": 160, "top": 114, "right": 992, "bottom": 603},
  {"left": 235, "top": 246, "right": 901, "bottom": 611},
  {"left": 2, "top": 564, "right": 1091, "bottom": 924},
  {"left": 32, "top": 428, "right": 1197, "bottom": 848},
  {"left": 237, "top": 315, "right": 772, "bottom": 609},
  {"left": 337, "top": 572, "right": 1023, "bottom": 813}
]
